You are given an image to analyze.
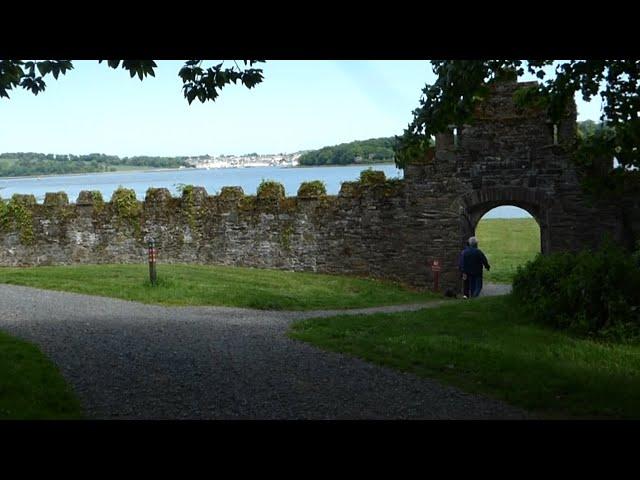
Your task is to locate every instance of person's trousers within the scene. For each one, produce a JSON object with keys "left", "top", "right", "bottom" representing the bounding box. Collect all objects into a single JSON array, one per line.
[
  {"left": 462, "top": 274, "right": 470, "bottom": 297},
  {"left": 469, "top": 275, "right": 483, "bottom": 297}
]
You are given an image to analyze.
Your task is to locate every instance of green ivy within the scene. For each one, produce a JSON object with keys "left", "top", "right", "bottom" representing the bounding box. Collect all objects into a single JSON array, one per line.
[
  {"left": 111, "top": 187, "right": 141, "bottom": 236},
  {"left": 0, "top": 197, "right": 7, "bottom": 230},
  {"left": 178, "top": 184, "right": 198, "bottom": 232},
  {"left": 0, "top": 195, "right": 35, "bottom": 244},
  {"left": 280, "top": 224, "right": 294, "bottom": 251},
  {"left": 91, "top": 191, "right": 104, "bottom": 208}
]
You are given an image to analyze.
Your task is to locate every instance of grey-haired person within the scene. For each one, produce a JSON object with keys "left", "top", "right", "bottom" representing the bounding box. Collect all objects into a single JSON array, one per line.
[{"left": 461, "top": 236, "right": 491, "bottom": 297}]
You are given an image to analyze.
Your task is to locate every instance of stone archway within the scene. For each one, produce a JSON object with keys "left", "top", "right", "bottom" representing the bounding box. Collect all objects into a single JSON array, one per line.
[{"left": 456, "top": 187, "right": 551, "bottom": 255}]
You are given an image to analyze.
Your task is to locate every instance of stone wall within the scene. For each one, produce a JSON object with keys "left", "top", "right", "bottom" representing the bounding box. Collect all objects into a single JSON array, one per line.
[
  {"left": 0, "top": 176, "right": 414, "bottom": 285},
  {"left": 0, "top": 80, "right": 635, "bottom": 292}
]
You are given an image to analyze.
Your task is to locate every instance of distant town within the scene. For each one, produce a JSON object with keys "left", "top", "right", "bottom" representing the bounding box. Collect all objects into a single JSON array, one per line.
[{"left": 184, "top": 153, "right": 303, "bottom": 169}]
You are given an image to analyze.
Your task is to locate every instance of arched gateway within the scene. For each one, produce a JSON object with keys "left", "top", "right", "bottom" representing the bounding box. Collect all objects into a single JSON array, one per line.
[
  {"left": 458, "top": 187, "right": 550, "bottom": 254},
  {"left": 399, "top": 79, "right": 627, "bottom": 291},
  {"left": 0, "top": 80, "right": 636, "bottom": 293}
]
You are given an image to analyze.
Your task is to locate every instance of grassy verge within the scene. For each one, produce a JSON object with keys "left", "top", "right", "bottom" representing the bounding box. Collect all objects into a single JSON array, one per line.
[
  {"left": 0, "top": 264, "right": 439, "bottom": 310},
  {"left": 0, "top": 330, "right": 82, "bottom": 419},
  {"left": 475, "top": 218, "right": 540, "bottom": 284},
  {"left": 289, "top": 295, "right": 640, "bottom": 419}
]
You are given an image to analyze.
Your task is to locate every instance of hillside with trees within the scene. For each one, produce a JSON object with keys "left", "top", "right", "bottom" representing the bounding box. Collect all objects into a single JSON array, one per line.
[
  {"left": 298, "top": 137, "right": 397, "bottom": 166},
  {"left": 0, "top": 153, "right": 192, "bottom": 177}
]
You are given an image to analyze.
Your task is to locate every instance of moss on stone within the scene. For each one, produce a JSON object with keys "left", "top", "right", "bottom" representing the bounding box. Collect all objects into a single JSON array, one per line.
[
  {"left": 44, "top": 192, "right": 69, "bottom": 207},
  {"left": 280, "top": 224, "right": 294, "bottom": 251},
  {"left": 179, "top": 185, "right": 199, "bottom": 232},
  {"left": 11, "top": 194, "right": 37, "bottom": 206},
  {"left": 238, "top": 196, "right": 257, "bottom": 212},
  {"left": 297, "top": 180, "right": 327, "bottom": 198},
  {"left": 76, "top": 190, "right": 104, "bottom": 208},
  {"left": 279, "top": 197, "right": 297, "bottom": 211},
  {"left": 381, "top": 178, "right": 404, "bottom": 197},
  {"left": 359, "top": 169, "right": 387, "bottom": 186},
  {"left": 145, "top": 187, "right": 172, "bottom": 204},
  {"left": 257, "top": 180, "right": 285, "bottom": 200},
  {"left": 339, "top": 181, "right": 361, "bottom": 197},
  {"left": 219, "top": 186, "right": 245, "bottom": 201}
]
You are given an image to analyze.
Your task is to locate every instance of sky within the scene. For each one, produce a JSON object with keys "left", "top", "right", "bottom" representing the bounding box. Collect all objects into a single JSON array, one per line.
[{"left": 0, "top": 60, "right": 605, "bottom": 157}]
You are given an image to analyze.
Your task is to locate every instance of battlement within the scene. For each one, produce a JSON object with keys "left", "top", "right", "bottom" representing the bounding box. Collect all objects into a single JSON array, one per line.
[{"left": 433, "top": 80, "right": 577, "bottom": 158}]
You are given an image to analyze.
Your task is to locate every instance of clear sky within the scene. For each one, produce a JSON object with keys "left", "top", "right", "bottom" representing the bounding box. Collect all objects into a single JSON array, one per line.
[{"left": 0, "top": 60, "right": 604, "bottom": 157}]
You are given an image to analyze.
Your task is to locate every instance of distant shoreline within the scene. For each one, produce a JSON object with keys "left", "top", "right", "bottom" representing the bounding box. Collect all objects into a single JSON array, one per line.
[
  {"left": 0, "top": 167, "right": 189, "bottom": 181},
  {"left": 0, "top": 163, "right": 398, "bottom": 181}
]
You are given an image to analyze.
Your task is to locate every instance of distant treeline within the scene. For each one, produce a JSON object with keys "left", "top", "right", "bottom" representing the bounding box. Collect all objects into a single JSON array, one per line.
[
  {"left": 0, "top": 152, "right": 192, "bottom": 177},
  {"left": 298, "top": 137, "right": 396, "bottom": 166},
  {"left": 0, "top": 121, "right": 603, "bottom": 177},
  {"left": 299, "top": 121, "right": 604, "bottom": 167}
]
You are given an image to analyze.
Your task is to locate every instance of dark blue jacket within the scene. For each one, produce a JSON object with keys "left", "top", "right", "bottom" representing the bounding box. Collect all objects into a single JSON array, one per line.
[
  {"left": 458, "top": 247, "right": 471, "bottom": 271},
  {"left": 461, "top": 246, "right": 490, "bottom": 276}
]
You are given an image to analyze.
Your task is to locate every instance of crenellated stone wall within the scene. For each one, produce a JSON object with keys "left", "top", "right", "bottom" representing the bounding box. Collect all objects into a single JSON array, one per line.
[
  {"left": 0, "top": 176, "right": 413, "bottom": 284},
  {"left": 0, "top": 80, "right": 635, "bottom": 292}
]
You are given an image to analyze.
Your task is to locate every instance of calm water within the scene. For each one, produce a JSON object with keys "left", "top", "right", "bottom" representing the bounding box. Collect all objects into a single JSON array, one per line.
[
  {"left": 0, "top": 165, "right": 401, "bottom": 201},
  {"left": 0, "top": 164, "right": 527, "bottom": 218}
]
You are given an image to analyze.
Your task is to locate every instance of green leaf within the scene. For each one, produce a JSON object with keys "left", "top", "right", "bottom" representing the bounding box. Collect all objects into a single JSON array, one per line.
[{"left": 37, "top": 61, "right": 51, "bottom": 77}]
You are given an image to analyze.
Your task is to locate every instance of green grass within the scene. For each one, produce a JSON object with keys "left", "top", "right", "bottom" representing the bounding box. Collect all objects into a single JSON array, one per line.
[
  {"left": 0, "top": 330, "right": 83, "bottom": 419},
  {"left": 289, "top": 296, "right": 640, "bottom": 419},
  {"left": 0, "top": 264, "right": 440, "bottom": 310},
  {"left": 475, "top": 218, "right": 540, "bottom": 284}
]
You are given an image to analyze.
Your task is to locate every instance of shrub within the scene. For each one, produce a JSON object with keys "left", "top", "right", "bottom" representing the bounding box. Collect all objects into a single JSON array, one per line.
[{"left": 513, "top": 241, "right": 640, "bottom": 341}]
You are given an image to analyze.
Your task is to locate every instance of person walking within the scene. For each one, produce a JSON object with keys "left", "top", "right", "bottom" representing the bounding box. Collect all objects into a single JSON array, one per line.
[
  {"left": 458, "top": 240, "right": 471, "bottom": 299},
  {"left": 462, "top": 236, "right": 491, "bottom": 298}
]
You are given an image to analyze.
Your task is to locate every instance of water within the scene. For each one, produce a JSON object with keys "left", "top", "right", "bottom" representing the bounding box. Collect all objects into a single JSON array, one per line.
[
  {"left": 0, "top": 164, "right": 402, "bottom": 202},
  {"left": 0, "top": 164, "right": 529, "bottom": 218}
]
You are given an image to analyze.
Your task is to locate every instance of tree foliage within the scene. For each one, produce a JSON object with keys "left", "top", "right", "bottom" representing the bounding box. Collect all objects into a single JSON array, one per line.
[
  {"left": 298, "top": 137, "right": 403, "bottom": 166},
  {"left": 394, "top": 60, "right": 640, "bottom": 197},
  {"left": 0, "top": 60, "right": 264, "bottom": 104},
  {"left": 0, "top": 152, "right": 192, "bottom": 177}
]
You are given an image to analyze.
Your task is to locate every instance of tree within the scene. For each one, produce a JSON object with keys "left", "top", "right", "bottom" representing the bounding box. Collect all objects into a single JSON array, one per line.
[
  {"left": 393, "top": 60, "right": 640, "bottom": 198},
  {"left": 0, "top": 60, "right": 265, "bottom": 105}
]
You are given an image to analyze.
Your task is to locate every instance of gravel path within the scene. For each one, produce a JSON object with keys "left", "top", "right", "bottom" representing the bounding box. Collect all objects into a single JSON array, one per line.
[{"left": 0, "top": 283, "right": 529, "bottom": 419}]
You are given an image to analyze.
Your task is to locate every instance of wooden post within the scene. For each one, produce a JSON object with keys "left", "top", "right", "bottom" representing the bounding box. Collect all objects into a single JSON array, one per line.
[
  {"left": 148, "top": 239, "right": 157, "bottom": 286},
  {"left": 431, "top": 259, "right": 441, "bottom": 292}
]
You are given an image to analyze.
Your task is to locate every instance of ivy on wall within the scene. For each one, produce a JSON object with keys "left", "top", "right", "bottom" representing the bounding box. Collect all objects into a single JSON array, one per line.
[{"left": 0, "top": 195, "right": 35, "bottom": 245}]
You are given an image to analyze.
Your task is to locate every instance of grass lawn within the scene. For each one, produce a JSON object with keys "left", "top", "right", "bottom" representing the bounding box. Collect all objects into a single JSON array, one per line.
[
  {"left": 475, "top": 218, "right": 540, "bottom": 284},
  {"left": 0, "top": 264, "right": 440, "bottom": 310},
  {"left": 289, "top": 295, "right": 640, "bottom": 419},
  {"left": 0, "top": 330, "right": 82, "bottom": 419}
]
